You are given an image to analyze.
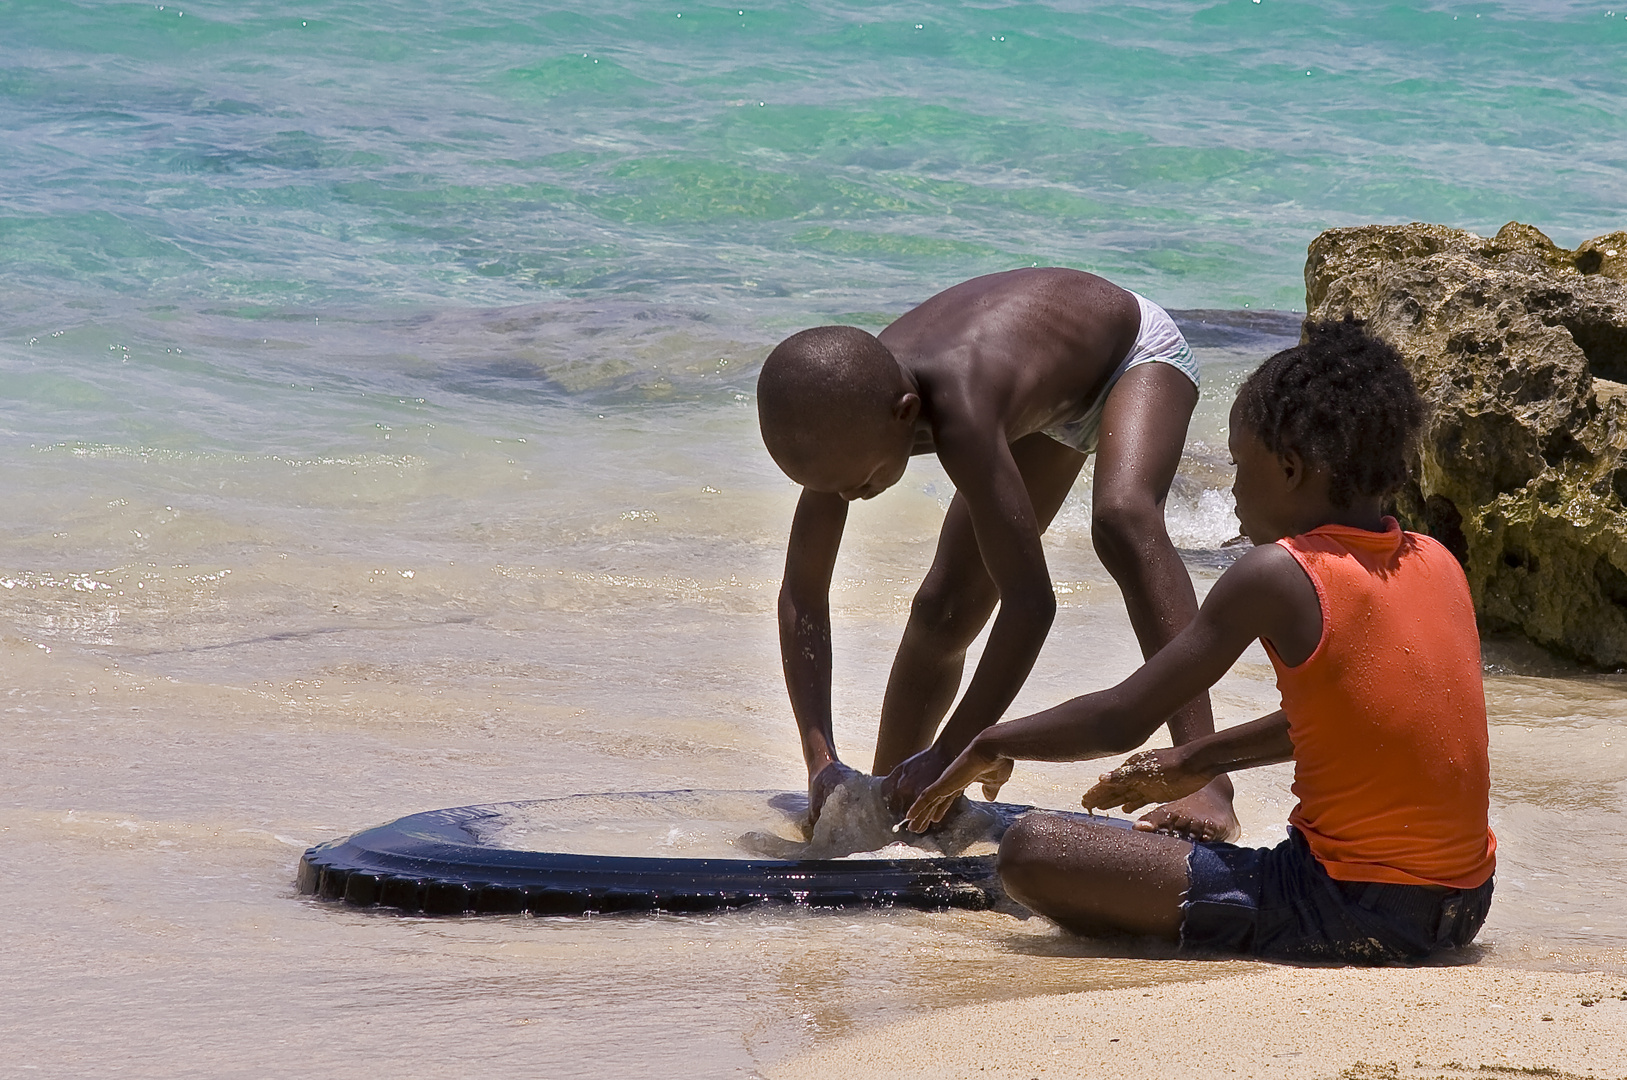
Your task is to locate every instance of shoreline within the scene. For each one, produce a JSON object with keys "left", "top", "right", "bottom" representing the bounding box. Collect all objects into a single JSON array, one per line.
[{"left": 767, "top": 952, "right": 1627, "bottom": 1079}]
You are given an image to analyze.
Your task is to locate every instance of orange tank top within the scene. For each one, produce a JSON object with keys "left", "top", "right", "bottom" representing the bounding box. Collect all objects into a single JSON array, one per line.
[{"left": 1265, "top": 519, "right": 1496, "bottom": 889}]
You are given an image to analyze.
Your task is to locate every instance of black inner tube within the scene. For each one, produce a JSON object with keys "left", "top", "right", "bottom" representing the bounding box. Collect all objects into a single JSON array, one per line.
[{"left": 297, "top": 791, "right": 1129, "bottom": 916}]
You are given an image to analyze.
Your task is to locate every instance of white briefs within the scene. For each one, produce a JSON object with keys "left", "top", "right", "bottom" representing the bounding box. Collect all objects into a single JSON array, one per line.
[{"left": 1041, "top": 292, "right": 1199, "bottom": 455}]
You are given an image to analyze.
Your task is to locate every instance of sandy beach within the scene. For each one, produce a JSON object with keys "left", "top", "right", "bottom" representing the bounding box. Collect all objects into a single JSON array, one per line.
[{"left": 772, "top": 956, "right": 1627, "bottom": 1079}]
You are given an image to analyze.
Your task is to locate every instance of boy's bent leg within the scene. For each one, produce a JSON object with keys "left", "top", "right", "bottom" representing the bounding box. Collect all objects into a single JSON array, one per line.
[
  {"left": 1091, "top": 363, "right": 1239, "bottom": 842},
  {"left": 873, "top": 434, "right": 1085, "bottom": 775},
  {"left": 998, "top": 812, "right": 1191, "bottom": 940}
]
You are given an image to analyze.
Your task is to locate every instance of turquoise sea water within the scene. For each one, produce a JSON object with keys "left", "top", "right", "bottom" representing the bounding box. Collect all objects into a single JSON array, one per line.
[
  {"left": 2, "top": 0, "right": 1624, "bottom": 478},
  {"left": 4, "top": 5, "right": 1627, "bottom": 1078},
  {"left": 5, "top": 0, "right": 1626, "bottom": 316}
]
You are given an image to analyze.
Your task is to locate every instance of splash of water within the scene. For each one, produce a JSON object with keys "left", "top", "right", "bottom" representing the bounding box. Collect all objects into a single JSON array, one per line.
[{"left": 737, "top": 774, "right": 1007, "bottom": 860}]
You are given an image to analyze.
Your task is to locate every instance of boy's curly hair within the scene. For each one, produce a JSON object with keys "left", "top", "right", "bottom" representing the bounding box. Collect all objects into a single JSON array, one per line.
[{"left": 1235, "top": 317, "right": 1426, "bottom": 507}]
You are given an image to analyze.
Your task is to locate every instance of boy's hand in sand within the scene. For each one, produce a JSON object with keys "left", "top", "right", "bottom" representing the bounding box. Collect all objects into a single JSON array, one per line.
[
  {"left": 881, "top": 743, "right": 955, "bottom": 816},
  {"left": 1081, "top": 748, "right": 1212, "bottom": 817},
  {"left": 902, "top": 739, "right": 1013, "bottom": 832},
  {"left": 809, "top": 760, "right": 864, "bottom": 825}
]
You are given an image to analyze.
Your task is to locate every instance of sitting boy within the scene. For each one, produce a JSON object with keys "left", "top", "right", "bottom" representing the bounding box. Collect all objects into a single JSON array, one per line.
[
  {"left": 904, "top": 319, "right": 1496, "bottom": 963},
  {"left": 756, "top": 267, "right": 1236, "bottom": 839}
]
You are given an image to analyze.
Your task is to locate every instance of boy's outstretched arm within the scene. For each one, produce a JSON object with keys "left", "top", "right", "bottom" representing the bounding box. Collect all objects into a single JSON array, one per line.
[
  {"left": 882, "top": 427, "right": 1058, "bottom": 805},
  {"left": 778, "top": 489, "right": 853, "bottom": 817},
  {"left": 1080, "top": 710, "right": 1294, "bottom": 814},
  {"left": 904, "top": 542, "right": 1320, "bottom": 831}
]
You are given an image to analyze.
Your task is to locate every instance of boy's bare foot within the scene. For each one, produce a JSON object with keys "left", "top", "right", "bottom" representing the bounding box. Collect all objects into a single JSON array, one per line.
[
  {"left": 1133, "top": 776, "right": 1240, "bottom": 843},
  {"left": 809, "top": 760, "right": 864, "bottom": 825}
]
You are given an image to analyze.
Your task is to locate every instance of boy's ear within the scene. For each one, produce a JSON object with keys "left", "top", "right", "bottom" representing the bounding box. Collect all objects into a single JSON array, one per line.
[
  {"left": 1279, "top": 448, "right": 1305, "bottom": 490},
  {"left": 893, "top": 392, "right": 921, "bottom": 425}
]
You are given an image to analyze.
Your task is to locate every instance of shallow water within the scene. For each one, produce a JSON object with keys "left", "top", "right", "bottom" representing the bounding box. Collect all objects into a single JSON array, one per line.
[
  {"left": 4, "top": 2, "right": 1627, "bottom": 1077},
  {"left": 465, "top": 783, "right": 1010, "bottom": 861}
]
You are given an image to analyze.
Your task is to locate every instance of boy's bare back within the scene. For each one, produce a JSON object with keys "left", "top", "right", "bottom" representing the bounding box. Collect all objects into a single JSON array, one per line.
[{"left": 877, "top": 268, "right": 1142, "bottom": 450}]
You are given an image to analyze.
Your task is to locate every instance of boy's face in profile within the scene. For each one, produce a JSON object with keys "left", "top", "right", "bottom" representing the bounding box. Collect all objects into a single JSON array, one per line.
[
  {"left": 833, "top": 442, "right": 910, "bottom": 501},
  {"left": 791, "top": 427, "right": 911, "bottom": 501},
  {"left": 1227, "top": 397, "right": 1295, "bottom": 545},
  {"left": 768, "top": 384, "right": 919, "bottom": 500}
]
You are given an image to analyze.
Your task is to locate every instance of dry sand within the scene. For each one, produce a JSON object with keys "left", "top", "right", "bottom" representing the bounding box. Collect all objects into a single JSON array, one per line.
[{"left": 769, "top": 956, "right": 1627, "bottom": 1080}]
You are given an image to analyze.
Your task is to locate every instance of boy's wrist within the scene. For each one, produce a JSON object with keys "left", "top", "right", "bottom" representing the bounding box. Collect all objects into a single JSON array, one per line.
[
  {"left": 1169, "top": 739, "right": 1217, "bottom": 781},
  {"left": 963, "top": 726, "right": 1004, "bottom": 762},
  {"left": 802, "top": 735, "right": 840, "bottom": 776}
]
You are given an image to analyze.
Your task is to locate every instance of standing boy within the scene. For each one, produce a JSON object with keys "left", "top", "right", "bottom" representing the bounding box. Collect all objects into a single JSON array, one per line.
[{"left": 756, "top": 267, "right": 1237, "bottom": 839}]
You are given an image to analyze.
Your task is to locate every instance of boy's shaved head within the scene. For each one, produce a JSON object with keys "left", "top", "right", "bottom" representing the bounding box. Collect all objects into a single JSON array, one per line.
[{"left": 757, "top": 326, "right": 912, "bottom": 485}]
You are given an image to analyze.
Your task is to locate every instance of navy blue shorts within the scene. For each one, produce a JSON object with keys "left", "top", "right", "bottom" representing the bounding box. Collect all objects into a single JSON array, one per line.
[{"left": 1180, "top": 828, "right": 1493, "bottom": 964}]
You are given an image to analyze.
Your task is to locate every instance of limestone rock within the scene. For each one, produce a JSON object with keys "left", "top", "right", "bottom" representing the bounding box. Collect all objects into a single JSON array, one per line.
[{"left": 1304, "top": 222, "right": 1627, "bottom": 667}]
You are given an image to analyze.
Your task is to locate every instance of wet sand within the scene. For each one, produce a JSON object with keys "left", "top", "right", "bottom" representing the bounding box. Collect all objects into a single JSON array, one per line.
[
  {"left": 769, "top": 959, "right": 1627, "bottom": 1079},
  {"left": 9, "top": 602, "right": 1625, "bottom": 1079}
]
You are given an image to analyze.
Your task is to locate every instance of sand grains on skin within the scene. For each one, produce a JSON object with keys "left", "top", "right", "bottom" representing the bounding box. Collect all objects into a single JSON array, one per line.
[{"left": 766, "top": 962, "right": 1627, "bottom": 1080}]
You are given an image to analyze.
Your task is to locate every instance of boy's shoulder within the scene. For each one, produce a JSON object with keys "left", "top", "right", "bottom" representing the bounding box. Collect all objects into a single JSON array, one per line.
[
  {"left": 1222, "top": 539, "right": 1307, "bottom": 584},
  {"left": 1208, "top": 541, "right": 1323, "bottom": 619}
]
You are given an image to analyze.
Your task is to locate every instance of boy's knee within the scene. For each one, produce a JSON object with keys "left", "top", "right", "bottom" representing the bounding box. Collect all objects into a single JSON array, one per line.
[
  {"left": 907, "top": 584, "right": 991, "bottom": 649},
  {"left": 997, "top": 815, "right": 1055, "bottom": 894},
  {"left": 1090, "top": 495, "right": 1166, "bottom": 566}
]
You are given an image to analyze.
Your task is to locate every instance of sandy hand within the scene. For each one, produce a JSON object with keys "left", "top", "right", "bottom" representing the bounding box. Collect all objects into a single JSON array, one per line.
[{"left": 1081, "top": 748, "right": 1212, "bottom": 817}]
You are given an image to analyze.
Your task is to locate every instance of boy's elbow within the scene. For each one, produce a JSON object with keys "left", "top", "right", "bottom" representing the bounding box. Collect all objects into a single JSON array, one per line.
[
  {"left": 776, "top": 588, "right": 799, "bottom": 632},
  {"left": 1098, "top": 724, "right": 1146, "bottom": 757},
  {"left": 1076, "top": 695, "right": 1154, "bottom": 756},
  {"left": 777, "top": 586, "right": 824, "bottom": 633}
]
